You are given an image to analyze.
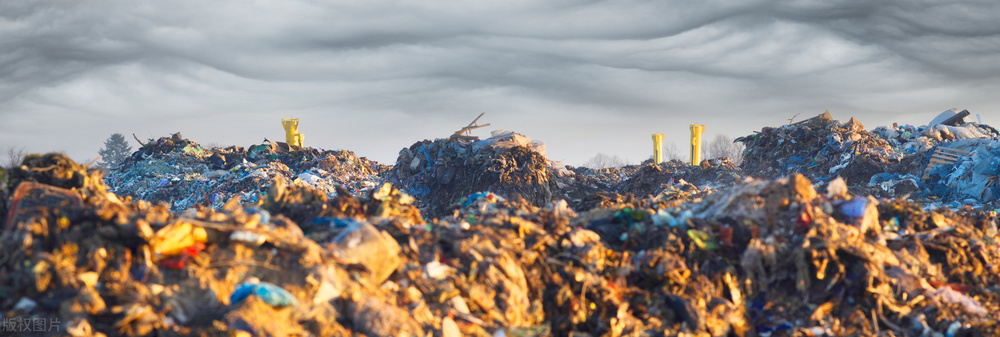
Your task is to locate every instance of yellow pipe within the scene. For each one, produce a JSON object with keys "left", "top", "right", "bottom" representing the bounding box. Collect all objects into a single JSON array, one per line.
[
  {"left": 652, "top": 133, "right": 664, "bottom": 164},
  {"left": 690, "top": 124, "right": 704, "bottom": 165},
  {"left": 281, "top": 118, "right": 304, "bottom": 148}
]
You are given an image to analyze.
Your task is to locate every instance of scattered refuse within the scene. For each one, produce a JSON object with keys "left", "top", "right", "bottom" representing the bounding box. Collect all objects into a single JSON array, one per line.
[
  {"left": 3, "top": 109, "right": 1000, "bottom": 336},
  {"left": 105, "top": 133, "right": 386, "bottom": 212}
]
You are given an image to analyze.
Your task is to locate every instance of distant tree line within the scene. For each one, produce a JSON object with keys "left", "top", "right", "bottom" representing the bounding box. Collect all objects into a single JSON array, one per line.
[{"left": 582, "top": 133, "right": 744, "bottom": 169}]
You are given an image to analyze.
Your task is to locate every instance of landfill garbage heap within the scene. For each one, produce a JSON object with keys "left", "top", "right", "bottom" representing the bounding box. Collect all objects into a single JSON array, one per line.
[
  {"left": 388, "top": 130, "right": 742, "bottom": 216},
  {"left": 737, "top": 109, "right": 1000, "bottom": 205},
  {"left": 105, "top": 133, "right": 386, "bottom": 214},
  {"left": 614, "top": 159, "right": 743, "bottom": 203},
  {"left": 389, "top": 130, "right": 559, "bottom": 217},
  {"left": 737, "top": 113, "right": 909, "bottom": 185},
  {"left": 4, "top": 147, "right": 1000, "bottom": 337}
]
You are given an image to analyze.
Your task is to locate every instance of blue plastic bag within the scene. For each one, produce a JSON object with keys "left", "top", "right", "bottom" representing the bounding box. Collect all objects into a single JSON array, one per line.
[{"left": 230, "top": 281, "right": 299, "bottom": 308}]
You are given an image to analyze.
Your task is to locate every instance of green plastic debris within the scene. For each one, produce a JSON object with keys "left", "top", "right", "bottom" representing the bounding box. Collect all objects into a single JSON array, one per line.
[
  {"left": 687, "top": 229, "right": 719, "bottom": 250},
  {"left": 181, "top": 145, "right": 206, "bottom": 157}
]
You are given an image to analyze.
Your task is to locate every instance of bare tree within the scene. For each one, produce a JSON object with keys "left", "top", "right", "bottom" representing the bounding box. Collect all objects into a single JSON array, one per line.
[
  {"left": 704, "top": 134, "right": 744, "bottom": 164},
  {"left": 5, "top": 145, "right": 26, "bottom": 168},
  {"left": 662, "top": 142, "right": 682, "bottom": 162},
  {"left": 584, "top": 153, "right": 628, "bottom": 169}
]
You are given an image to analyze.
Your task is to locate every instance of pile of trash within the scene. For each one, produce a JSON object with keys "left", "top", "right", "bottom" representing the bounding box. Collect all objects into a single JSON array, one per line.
[
  {"left": 738, "top": 109, "right": 1000, "bottom": 205},
  {"left": 5, "top": 150, "right": 1000, "bottom": 336},
  {"left": 551, "top": 159, "right": 745, "bottom": 213},
  {"left": 553, "top": 165, "right": 645, "bottom": 212},
  {"left": 578, "top": 173, "right": 1000, "bottom": 336},
  {"left": 923, "top": 138, "right": 1000, "bottom": 204},
  {"left": 5, "top": 110, "right": 1000, "bottom": 336},
  {"left": 106, "top": 133, "right": 385, "bottom": 212},
  {"left": 870, "top": 109, "right": 999, "bottom": 155},
  {"left": 737, "top": 111, "right": 907, "bottom": 186},
  {"left": 1, "top": 153, "right": 410, "bottom": 336},
  {"left": 614, "top": 159, "right": 743, "bottom": 200},
  {"left": 389, "top": 130, "right": 558, "bottom": 217}
]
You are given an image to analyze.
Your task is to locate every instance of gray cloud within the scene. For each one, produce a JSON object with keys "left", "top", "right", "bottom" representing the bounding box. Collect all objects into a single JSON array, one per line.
[{"left": 2, "top": 0, "right": 999, "bottom": 165}]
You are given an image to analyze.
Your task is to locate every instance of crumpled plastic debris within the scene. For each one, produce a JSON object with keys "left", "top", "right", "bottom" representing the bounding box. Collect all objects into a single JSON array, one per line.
[{"left": 230, "top": 279, "right": 300, "bottom": 308}]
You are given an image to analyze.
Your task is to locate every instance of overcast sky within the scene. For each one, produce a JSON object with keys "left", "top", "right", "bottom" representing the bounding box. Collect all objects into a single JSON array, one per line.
[{"left": 2, "top": 0, "right": 999, "bottom": 166}]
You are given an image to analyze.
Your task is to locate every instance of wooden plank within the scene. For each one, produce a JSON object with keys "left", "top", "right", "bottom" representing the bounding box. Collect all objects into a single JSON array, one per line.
[
  {"left": 929, "top": 158, "right": 955, "bottom": 165},
  {"left": 451, "top": 112, "right": 491, "bottom": 139},
  {"left": 132, "top": 133, "right": 147, "bottom": 146},
  {"left": 929, "top": 156, "right": 957, "bottom": 164},
  {"left": 938, "top": 147, "right": 972, "bottom": 155},
  {"left": 932, "top": 151, "right": 960, "bottom": 159},
  {"left": 931, "top": 155, "right": 959, "bottom": 163},
  {"left": 931, "top": 155, "right": 958, "bottom": 163},
  {"left": 449, "top": 134, "right": 479, "bottom": 141},
  {"left": 923, "top": 165, "right": 936, "bottom": 180},
  {"left": 791, "top": 111, "right": 834, "bottom": 126}
]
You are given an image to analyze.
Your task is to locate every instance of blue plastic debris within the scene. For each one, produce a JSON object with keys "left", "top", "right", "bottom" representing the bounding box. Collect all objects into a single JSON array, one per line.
[
  {"left": 839, "top": 197, "right": 869, "bottom": 218},
  {"left": 245, "top": 207, "right": 271, "bottom": 224},
  {"left": 311, "top": 217, "right": 362, "bottom": 230},
  {"left": 869, "top": 172, "right": 896, "bottom": 185},
  {"left": 463, "top": 192, "right": 503, "bottom": 207},
  {"left": 230, "top": 281, "right": 299, "bottom": 308}
]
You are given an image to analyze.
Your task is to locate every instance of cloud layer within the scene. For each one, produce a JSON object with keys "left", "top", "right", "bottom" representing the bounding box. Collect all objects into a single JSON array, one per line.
[{"left": 2, "top": 0, "right": 999, "bottom": 165}]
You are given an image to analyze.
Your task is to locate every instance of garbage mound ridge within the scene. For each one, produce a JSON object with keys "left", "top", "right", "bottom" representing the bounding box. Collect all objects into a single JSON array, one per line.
[{"left": 2, "top": 109, "right": 1000, "bottom": 336}]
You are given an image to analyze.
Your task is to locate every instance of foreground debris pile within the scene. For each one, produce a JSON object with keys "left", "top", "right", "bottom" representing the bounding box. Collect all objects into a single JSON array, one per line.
[
  {"left": 106, "top": 133, "right": 385, "bottom": 211},
  {"left": 4, "top": 151, "right": 1000, "bottom": 337},
  {"left": 4, "top": 108, "right": 1000, "bottom": 336}
]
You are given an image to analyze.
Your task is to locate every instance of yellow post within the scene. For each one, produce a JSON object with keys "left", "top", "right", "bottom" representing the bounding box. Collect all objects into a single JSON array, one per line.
[
  {"left": 652, "top": 133, "right": 664, "bottom": 164},
  {"left": 281, "top": 118, "right": 304, "bottom": 148},
  {"left": 689, "top": 124, "right": 704, "bottom": 165}
]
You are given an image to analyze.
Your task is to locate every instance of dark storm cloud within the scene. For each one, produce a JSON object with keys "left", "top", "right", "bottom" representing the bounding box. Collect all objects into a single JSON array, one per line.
[
  {"left": 1, "top": 0, "right": 999, "bottom": 164},
  {"left": 769, "top": 0, "right": 1000, "bottom": 77}
]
